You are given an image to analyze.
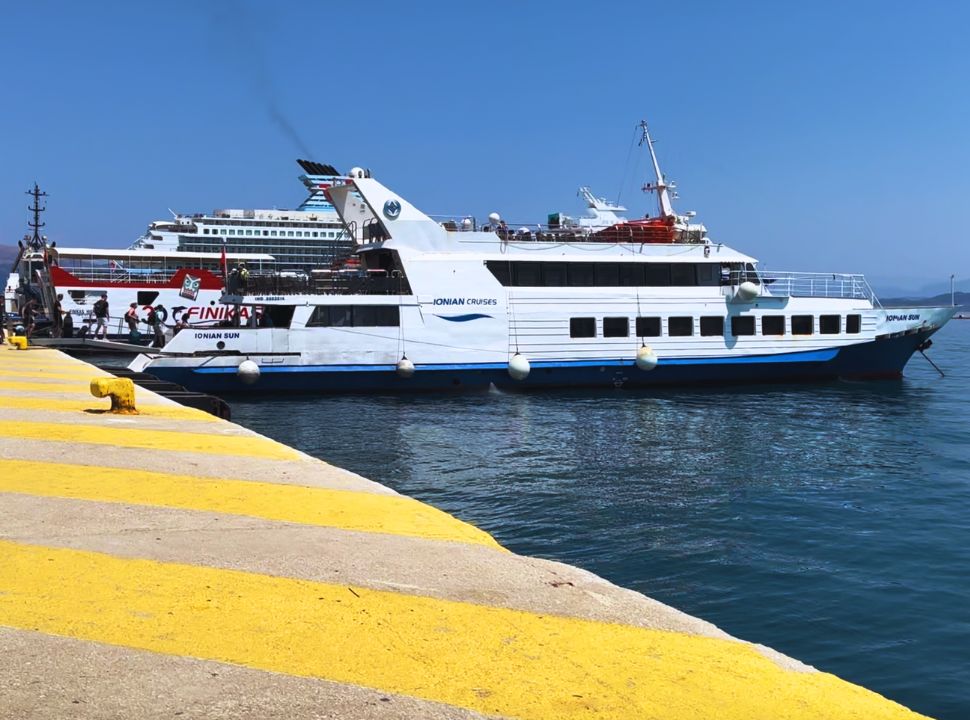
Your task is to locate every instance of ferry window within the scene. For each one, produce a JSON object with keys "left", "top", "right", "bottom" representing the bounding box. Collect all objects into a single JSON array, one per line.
[
  {"left": 791, "top": 315, "right": 814, "bottom": 335},
  {"left": 486, "top": 261, "right": 511, "bottom": 285},
  {"left": 670, "top": 264, "right": 696, "bottom": 286},
  {"left": 636, "top": 317, "right": 661, "bottom": 337},
  {"left": 353, "top": 305, "right": 400, "bottom": 327},
  {"left": 668, "top": 316, "right": 693, "bottom": 336},
  {"left": 288, "top": 231, "right": 295, "bottom": 237},
  {"left": 819, "top": 315, "right": 840, "bottom": 334},
  {"left": 271, "top": 230, "right": 278, "bottom": 236},
  {"left": 618, "top": 263, "right": 644, "bottom": 287},
  {"left": 312, "top": 232, "right": 318, "bottom": 238},
  {"left": 308, "top": 305, "right": 399, "bottom": 327},
  {"left": 265, "top": 305, "right": 295, "bottom": 328},
  {"left": 846, "top": 314, "right": 861, "bottom": 334},
  {"left": 263, "top": 230, "right": 269, "bottom": 237},
  {"left": 137, "top": 291, "right": 159, "bottom": 305},
  {"left": 570, "top": 317, "right": 596, "bottom": 338},
  {"left": 246, "top": 230, "right": 253, "bottom": 236},
  {"left": 700, "top": 316, "right": 724, "bottom": 336},
  {"left": 296, "top": 231, "right": 304, "bottom": 238},
  {"left": 203, "top": 229, "right": 210, "bottom": 234},
  {"left": 229, "top": 229, "right": 236, "bottom": 235},
  {"left": 542, "top": 262, "right": 566, "bottom": 286},
  {"left": 644, "top": 263, "right": 671, "bottom": 286},
  {"left": 330, "top": 306, "right": 353, "bottom": 327},
  {"left": 567, "top": 263, "right": 596, "bottom": 287},
  {"left": 697, "top": 264, "right": 719, "bottom": 287},
  {"left": 594, "top": 263, "right": 619, "bottom": 286},
  {"left": 731, "top": 316, "right": 756, "bottom": 336},
  {"left": 513, "top": 262, "right": 541, "bottom": 286},
  {"left": 762, "top": 316, "right": 785, "bottom": 335},
  {"left": 603, "top": 317, "right": 629, "bottom": 337}
]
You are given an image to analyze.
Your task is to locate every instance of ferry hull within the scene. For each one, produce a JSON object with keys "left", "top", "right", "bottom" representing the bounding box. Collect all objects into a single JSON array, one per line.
[{"left": 136, "top": 327, "right": 939, "bottom": 396}]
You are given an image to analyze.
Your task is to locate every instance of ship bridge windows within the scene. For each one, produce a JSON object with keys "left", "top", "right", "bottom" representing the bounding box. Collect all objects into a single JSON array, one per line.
[{"left": 485, "top": 260, "right": 725, "bottom": 288}]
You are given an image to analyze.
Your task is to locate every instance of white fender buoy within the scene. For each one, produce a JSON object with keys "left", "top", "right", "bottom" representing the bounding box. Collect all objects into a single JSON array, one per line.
[
  {"left": 396, "top": 356, "right": 415, "bottom": 378},
  {"left": 736, "top": 281, "right": 761, "bottom": 301},
  {"left": 507, "top": 353, "right": 531, "bottom": 381},
  {"left": 635, "top": 345, "right": 658, "bottom": 371},
  {"left": 236, "top": 359, "right": 261, "bottom": 385}
]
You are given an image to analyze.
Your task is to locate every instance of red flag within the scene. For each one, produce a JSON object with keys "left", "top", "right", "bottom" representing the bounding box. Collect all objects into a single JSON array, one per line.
[{"left": 220, "top": 237, "right": 228, "bottom": 286}]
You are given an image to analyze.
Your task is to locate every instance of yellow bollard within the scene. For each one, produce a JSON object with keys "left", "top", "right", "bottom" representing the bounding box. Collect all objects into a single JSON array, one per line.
[
  {"left": 9, "top": 336, "right": 27, "bottom": 350},
  {"left": 90, "top": 377, "right": 138, "bottom": 414}
]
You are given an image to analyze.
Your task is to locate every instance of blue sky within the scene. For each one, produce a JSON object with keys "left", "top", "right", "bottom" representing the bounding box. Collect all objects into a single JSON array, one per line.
[{"left": 2, "top": 0, "right": 967, "bottom": 293}]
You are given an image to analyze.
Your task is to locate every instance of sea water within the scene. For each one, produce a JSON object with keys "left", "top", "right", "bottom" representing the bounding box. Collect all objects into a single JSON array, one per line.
[{"left": 133, "top": 322, "right": 970, "bottom": 718}]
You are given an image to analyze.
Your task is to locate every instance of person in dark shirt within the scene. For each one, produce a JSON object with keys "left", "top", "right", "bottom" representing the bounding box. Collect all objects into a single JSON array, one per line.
[{"left": 92, "top": 294, "right": 109, "bottom": 339}]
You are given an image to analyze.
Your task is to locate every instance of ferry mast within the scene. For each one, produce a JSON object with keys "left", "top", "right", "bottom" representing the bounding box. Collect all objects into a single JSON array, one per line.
[
  {"left": 26, "top": 183, "right": 48, "bottom": 250},
  {"left": 638, "top": 121, "right": 676, "bottom": 219}
]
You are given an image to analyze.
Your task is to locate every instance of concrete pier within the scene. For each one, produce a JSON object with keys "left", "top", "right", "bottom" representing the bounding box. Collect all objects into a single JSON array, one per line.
[{"left": 0, "top": 344, "right": 927, "bottom": 719}]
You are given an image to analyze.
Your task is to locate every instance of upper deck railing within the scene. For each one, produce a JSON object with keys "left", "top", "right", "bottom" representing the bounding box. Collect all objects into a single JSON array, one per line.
[{"left": 752, "top": 271, "right": 880, "bottom": 306}]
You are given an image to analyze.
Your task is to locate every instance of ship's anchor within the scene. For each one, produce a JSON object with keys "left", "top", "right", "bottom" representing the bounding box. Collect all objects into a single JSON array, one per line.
[{"left": 916, "top": 339, "right": 944, "bottom": 377}]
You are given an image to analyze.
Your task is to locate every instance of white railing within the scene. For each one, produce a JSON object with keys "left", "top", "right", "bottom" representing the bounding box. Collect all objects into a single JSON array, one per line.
[{"left": 752, "top": 271, "right": 880, "bottom": 305}]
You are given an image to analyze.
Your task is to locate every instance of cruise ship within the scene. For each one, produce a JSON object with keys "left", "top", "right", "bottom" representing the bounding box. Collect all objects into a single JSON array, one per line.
[
  {"left": 130, "top": 123, "right": 956, "bottom": 393},
  {"left": 9, "top": 161, "right": 356, "bottom": 335}
]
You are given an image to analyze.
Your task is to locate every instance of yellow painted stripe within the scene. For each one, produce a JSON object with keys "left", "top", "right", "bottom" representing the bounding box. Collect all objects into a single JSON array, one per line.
[
  {"left": 0, "top": 379, "right": 103, "bottom": 394},
  {"left": 0, "top": 420, "right": 301, "bottom": 460},
  {"left": 0, "top": 541, "right": 921, "bottom": 720},
  {"left": 0, "top": 367, "right": 114, "bottom": 380},
  {"left": 0, "top": 460, "right": 499, "bottom": 548},
  {"left": 0, "top": 395, "right": 217, "bottom": 421}
]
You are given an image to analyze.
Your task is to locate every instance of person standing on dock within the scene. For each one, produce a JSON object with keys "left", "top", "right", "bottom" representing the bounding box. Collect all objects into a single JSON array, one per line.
[
  {"left": 124, "top": 303, "right": 140, "bottom": 343},
  {"left": 92, "top": 294, "right": 109, "bottom": 339},
  {"left": 145, "top": 305, "right": 166, "bottom": 348},
  {"left": 51, "top": 294, "right": 65, "bottom": 338},
  {"left": 21, "top": 298, "right": 38, "bottom": 338}
]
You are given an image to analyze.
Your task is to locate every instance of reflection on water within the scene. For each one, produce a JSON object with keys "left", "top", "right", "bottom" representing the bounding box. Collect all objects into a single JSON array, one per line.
[{"left": 112, "top": 324, "right": 970, "bottom": 719}]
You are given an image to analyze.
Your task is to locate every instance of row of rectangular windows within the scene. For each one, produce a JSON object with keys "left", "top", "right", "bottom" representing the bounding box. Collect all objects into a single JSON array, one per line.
[
  {"left": 306, "top": 305, "right": 401, "bottom": 327},
  {"left": 202, "top": 219, "right": 341, "bottom": 229},
  {"left": 568, "top": 314, "right": 863, "bottom": 338},
  {"left": 486, "top": 260, "right": 755, "bottom": 288},
  {"left": 201, "top": 228, "right": 343, "bottom": 238}
]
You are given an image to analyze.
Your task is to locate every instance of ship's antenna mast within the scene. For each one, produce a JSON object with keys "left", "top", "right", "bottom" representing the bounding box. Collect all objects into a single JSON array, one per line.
[
  {"left": 638, "top": 121, "right": 676, "bottom": 218},
  {"left": 26, "top": 183, "right": 48, "bottom": 250}
]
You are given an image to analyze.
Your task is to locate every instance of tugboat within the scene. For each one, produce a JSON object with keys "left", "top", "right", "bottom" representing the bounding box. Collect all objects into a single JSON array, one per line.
[{"left": 130, "top": 122, "right": 956, "bottom": 393}]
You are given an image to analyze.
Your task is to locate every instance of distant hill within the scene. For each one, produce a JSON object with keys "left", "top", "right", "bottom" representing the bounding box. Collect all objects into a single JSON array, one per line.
[{"left": 880, "top": 291, "right": 970, "bottom": 307}]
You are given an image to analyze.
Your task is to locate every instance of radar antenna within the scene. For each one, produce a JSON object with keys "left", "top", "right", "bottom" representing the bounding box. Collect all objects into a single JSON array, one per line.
[{"left": 26, "top": 183, "right": 48, "bottom": 250}]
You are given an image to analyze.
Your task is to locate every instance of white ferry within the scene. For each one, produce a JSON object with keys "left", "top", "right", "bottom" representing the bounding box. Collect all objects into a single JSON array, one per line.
[
  {"left": 131, "top": 125, "right": 955, "bottom": 393},
  {"left": 9, "top": 161, "right": 355, "bottom": 335}
]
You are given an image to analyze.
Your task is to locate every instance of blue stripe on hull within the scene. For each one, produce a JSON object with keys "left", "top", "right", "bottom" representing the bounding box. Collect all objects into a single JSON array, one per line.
[{"left": 145, "top": 331, "right": 934, "bottom": 395}]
